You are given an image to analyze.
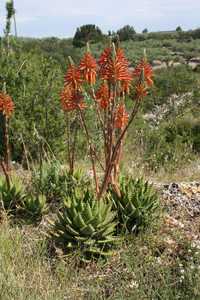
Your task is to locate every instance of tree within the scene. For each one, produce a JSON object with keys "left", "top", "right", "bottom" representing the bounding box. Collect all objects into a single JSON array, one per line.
[
  {"left": 176, "top": 26, "right": 182, "bottom": 32},
  {"left": 142, "top": 28, "right": 148, "bottom": 34},
  {"left": 73, "top": 24, "right": 103, "bottom": 48},
  {"left": 116, "top": 25, "right": 136, "bottom": 41}
]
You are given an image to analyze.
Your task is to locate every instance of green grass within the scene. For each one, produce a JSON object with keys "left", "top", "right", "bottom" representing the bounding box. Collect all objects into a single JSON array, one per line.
[{"left": 0, "top": 212, "right": 200, "bottom": 300}]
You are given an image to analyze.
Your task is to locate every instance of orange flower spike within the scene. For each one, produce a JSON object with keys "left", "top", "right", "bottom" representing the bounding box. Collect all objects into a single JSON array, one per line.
[
  {"left": 60, "top": 86, "right": 75, "bottom": 112},
  {"left": 114, "top": 104, "right": 129, "bottom": 129},
  {"left": 79, "top": 45, "right": 97, "bottom": 85},
  {"left": 116, "top": 48, "right": 129, "bottom": 68},
  {"left": 0, "top": 92, "right": 14, "bottom": 118},
  {"left": 64, "top": 57, "right": 82, "bottom": 90},
  {"left": 121, "top": 78, "right": 132, "bottom": 94},
  {"left": 73, "top": 91, "right": 87, "bottom": 110},
  {"left": 98, "top": 47, "right": 112, "bottom": 68},
  {"left": 133, "top": 58, "right": 153, "bottom": 87},
  {"left": 95, "top": 82, "right": 110, "bottom": 110},
  {"left": 100, "top": 45, "right": 131, "bottom": 84},
  {"left": 136, "top": 84, "right": 148, "bottom": 99},
  {"left": 60, "top": 87, "right": 86, "bottom": 112},
  {"left": 114, "top": 47, "right": 131, "bottom": 82}
]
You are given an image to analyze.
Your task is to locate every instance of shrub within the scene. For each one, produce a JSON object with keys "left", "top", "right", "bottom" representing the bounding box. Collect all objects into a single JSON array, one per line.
[
  {"left": 110, "top": 177, "right": 159, "bottom": 233},
  {"left": 50, "top": 190, "right": 119, "bottom": 260}
]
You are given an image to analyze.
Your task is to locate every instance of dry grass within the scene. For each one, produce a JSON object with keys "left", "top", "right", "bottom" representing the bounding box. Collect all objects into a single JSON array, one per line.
[{"left": 0, "top": 206, "right": 200, "bottom": 300}]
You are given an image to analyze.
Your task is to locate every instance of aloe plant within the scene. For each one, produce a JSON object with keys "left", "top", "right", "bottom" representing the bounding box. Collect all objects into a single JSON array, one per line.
[
  {"left": 22, "top": 194, "right": 48, "bottom": 219},
  {"left": 110, "top": 177, "right": 159, "bottom": 233},
  {"left": 50, "top": 190, "right": 119, "bottom": 259},
  {"left": 32, "top": 161, "right": 90, "bottom": 201},
  {"left": 0, "top": 176, "right": 25, "bottom": 211}
]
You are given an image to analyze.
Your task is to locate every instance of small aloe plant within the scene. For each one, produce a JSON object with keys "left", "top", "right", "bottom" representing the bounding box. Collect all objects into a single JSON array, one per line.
[
  {"left": 110, "top": 177, "right": 159, "bottom": 233},
  {"left": 50, "top": 190, "right": 119, "bottom": 260},
  {"left": 32, "top": 161, "right": 90, "bottom": 202},
  {"left": 0, "top": 176, "right": 26, "bottom": 211},
  {"left": 22, "top": 194, "right": 48, "bottom": 219}
]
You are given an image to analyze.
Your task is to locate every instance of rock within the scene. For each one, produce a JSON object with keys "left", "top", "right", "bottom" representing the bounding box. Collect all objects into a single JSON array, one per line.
[
  {"left": 152, "top": 60, "right": 162, "bottom": 66},
  {"left": 153, "top": 62, "right": 167, "bottom": 70},
  {"left": 164, "top": 215, "right": 184, "bottom": 229},
  {"left": 162, "top": 181, "right": 200, "bottom": 217},
  {"left": 173, "top": 62, "right": 181, "bottom": 67},
  {"left": 190, "top": 57, "right": 200, "bottom": 63},
  {"left": 188, "top": 62, "right": 199, "bottom": 70},
  {"left": 168, "top": 60, "right": 174, "bottom": 67}
]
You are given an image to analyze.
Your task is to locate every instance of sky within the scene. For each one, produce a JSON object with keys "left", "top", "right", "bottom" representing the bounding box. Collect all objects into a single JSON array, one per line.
[{"left": 0, "top": 0, "right": 200, "bottom": 38}]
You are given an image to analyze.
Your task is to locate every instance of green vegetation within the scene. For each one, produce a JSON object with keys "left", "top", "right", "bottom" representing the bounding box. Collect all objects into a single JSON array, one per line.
[
  {"left": 1, "top": 31, "right": 200, "bottom": 172},
  {"left": 51, "top": 190, "right": 119, "bottom": 260},
  {"left": 1, "top": 6, "right": 200, "bottom": 297},
  {"left": 0, "top": 176, "right": 25, "bottom": 211},
  {"left": 21, "top": 194, "right": 48, "bottom": 220},
  {"left": 110, "top": 177, "right": 159, "bottom": 233},
  {"left": 116, "top": 25, "right": 136, "bottom": 41},
  {"left": 73, "top": 24, "right": 104, "bottom": 47},
  {"left": 31, "top": 161, "right": 90, "bottom": 201},
  {"left": 0, "top": 216, "right": 200, "bottom": 299}
]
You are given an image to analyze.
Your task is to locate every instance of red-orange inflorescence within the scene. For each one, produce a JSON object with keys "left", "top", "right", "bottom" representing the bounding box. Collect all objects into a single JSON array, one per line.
[
  {"left": 99, "top": 48, "right": 132, "bottom": 89},
  {"left": 0, "top": 92, "right": 14, "bottom": 117},
  {"left": 114, "top": 104, "right": 129, "bottom": 129},
  {"left": 121, "top": 76, "right": 132, "bottom": 94},
  {"left": 79, "top": 52, "right": 97, "bottom": 85},
  {"left": 98, "top": 47, "right": 112, "bottom": 73},
  {"left": 135, "top": 84, "right": 148, "bottom": 99},
  {"left": 64, "top": 65, "right": 82, "bottom": 90},
  {"left": 60, "top": 87, "right": 86, "bottom": 112},
  {"left": 95, "top": 82, "right": 111, "bottom": 110},
  {"left": 133, "top": 59, "right": 153, "bottom": 87}
]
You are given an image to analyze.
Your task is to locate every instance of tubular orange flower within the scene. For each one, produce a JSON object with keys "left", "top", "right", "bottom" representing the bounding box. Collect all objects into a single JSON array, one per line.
[
  {"left": 95, "top": 82, "right": 111, "bottom": 110},
  {"left": 79, "top": 52, "right": 97, "bottom": 85},
  {"left": 60, "top": 87, "right": 86, "bottom": 112},
  {"left": 136, "top": 84, "right": 148, "bottom": 99},
  {"left": 133, "top": 59, "right": 153, "bottom": 86},
  {"left": 114, "top": 104, "right": 129, "bottom": 129},
  {"left": 0, "top": 92, "right": 14, "bottom": 117},
  {"left": 64, "top": 64, "right": 82, "bottom": 90}
]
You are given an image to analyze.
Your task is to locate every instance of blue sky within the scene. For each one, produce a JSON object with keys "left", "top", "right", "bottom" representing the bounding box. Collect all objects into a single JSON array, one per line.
[{"left": 0, "top": 0, "right": 200, "bottom": 38}]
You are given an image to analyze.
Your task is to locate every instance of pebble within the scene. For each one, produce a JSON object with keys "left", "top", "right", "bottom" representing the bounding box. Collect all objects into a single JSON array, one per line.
[{"left": 161, "top": 182, "right": 200, "bottom": 217}]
